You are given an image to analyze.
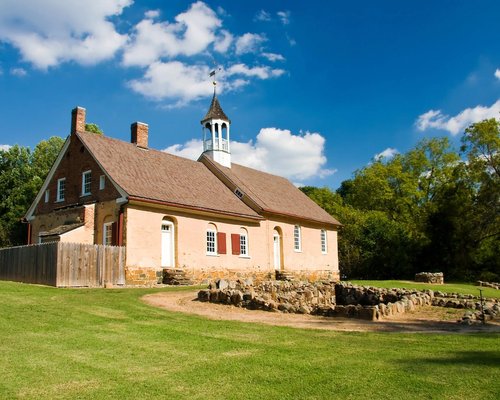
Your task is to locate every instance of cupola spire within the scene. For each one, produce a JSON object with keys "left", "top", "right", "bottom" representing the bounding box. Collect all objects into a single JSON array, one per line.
[{"left": 201, "top": 68, "right": 231, "bottom": 168}]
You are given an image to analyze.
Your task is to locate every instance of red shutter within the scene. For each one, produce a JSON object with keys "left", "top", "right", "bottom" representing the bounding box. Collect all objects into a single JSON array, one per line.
[
  {"left": 217, "top": 232, "right": 227, "bottom": 254},
  {"left": 111, "top": 222, "right": 118, "bottom": 246},
  {"left": 231, "top": 234, "right": 241, "bottom": 255}
]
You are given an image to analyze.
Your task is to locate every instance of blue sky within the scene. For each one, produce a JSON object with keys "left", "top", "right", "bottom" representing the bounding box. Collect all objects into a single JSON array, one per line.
[{"left": 1, "top": 0, "right": 499, "bottom": 189}]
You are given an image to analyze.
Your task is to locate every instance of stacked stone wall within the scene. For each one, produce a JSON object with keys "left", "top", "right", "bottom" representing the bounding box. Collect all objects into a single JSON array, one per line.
[{"left": 415, "top": 272, "right": 444, "bottom": 284}]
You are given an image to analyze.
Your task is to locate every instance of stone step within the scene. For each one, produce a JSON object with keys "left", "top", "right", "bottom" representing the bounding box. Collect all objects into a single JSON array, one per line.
[{"left": 162, "top": 268, "right": 193, "bottom": 286}]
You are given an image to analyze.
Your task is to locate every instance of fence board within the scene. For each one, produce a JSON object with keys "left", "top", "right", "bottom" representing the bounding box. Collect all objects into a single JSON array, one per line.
[{"left": 0, "top": 242, "right": 125, "bottom": 287}]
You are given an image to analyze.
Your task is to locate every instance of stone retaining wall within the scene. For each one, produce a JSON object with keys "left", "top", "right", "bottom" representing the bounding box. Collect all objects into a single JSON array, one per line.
[
  {"left": 198, "top": 280, "right": 500, "bottom": 322},
  {"left": 477, "top": 281, "right": 500, "bottom": 290}
]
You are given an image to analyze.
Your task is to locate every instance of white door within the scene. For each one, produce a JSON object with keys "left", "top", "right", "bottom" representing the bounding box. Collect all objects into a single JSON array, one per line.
[
  {"left": 273, "top": 233, "right": 281, "bottom": 270},
  {"left": 161, "top": 222, "right": 174, "bottom": 267}
]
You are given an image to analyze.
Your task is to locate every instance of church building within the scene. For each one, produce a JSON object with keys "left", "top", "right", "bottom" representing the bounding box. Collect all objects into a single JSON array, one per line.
[{"left": 25, "top": 93, "right": 341, "bottom": 285}]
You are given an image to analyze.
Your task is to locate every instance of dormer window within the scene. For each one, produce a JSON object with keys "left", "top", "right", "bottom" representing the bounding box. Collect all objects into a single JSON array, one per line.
[
  {"left": 82, "top": 170, "right": 91, "bottom": 196},
  {"left": 56, "top": 178, "right": 65, "bottom": 202},
  {"left": 234, "top": 188, "right": 243, "bottom": 198}
]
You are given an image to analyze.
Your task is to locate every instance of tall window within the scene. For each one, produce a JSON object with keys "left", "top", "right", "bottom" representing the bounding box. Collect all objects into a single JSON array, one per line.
[
  {"left": 99, "top": 175, "right": 105, "bottom": 190},
  {"left": 240, "top": 228, "right": 248, "bottom": 257},
  {"left": 294, "top": 225, "right": 301, "bottom": 252},
  {"left": 44, "top": 190, "right": 49, "bottom": 203},
  {"left": 206, "top": 227, "right": 217, "bottom": 255},
  {"left": 321, "top": 229, "right": 328, "bottom": 254},
  {"left": 82, "top": 170, "right": 91, "bottom": 196},
  {"left": 103, "top": 222, "right": 113, "bottom": 245},
  {"left": 56, "top": 178, "right": 66, "bottom": 202}
]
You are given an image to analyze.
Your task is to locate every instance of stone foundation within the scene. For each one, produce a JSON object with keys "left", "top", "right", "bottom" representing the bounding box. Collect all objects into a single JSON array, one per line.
[
  {"left": 415, "top": 272, "right": 444, "bottom": 284},
  {"left": 125, "top": 267, "right": 162, "bottom": 286}
]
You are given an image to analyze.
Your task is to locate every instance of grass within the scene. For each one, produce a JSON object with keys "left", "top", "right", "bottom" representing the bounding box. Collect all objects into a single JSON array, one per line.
[
  {"left": 350, "top": 280, "right": 500, "bottom": 299},
  {"left": 0, "top": 281, "right": 498, "bottom": 399}
]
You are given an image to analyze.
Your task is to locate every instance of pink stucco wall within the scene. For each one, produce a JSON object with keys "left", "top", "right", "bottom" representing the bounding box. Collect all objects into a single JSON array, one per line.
[{"left": 124, "top": 203, "right": 338, "bottom": 275}]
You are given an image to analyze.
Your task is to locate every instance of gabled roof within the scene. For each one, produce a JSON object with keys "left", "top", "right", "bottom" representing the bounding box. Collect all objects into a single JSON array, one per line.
[
  {"left": 201, "top": 94, "right": 230, "bottom": 123},
  {"left": 77, "top": 131, "right": 260, "bottom": 220},
  {"left": 200, "top": 155, "right": 341, "bottom": 226}
]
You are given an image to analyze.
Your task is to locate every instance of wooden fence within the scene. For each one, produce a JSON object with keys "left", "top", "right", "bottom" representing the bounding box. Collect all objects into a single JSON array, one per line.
[{"left": 0, "top": 242, "right": 126, "bottom": 287}]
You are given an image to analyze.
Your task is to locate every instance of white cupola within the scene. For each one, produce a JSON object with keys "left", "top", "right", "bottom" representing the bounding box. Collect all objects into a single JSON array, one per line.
[{"left": 201, "top": 91, "right": 231, "bottom": 168}]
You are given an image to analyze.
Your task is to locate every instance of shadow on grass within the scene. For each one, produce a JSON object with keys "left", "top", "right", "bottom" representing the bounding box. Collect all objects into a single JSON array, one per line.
[{"left": 399, "top": 351, "right": 500, "bottom": 367}]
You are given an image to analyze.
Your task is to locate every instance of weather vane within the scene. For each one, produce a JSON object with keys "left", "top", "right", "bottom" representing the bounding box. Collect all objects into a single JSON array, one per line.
[{"left": 209, "top": 60, "right": 222, "bottom": 94}]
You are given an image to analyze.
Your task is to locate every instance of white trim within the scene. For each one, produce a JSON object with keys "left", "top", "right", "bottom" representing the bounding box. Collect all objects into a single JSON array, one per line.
[
  {"left": 239, "top": 229, "right": 249, "bottom": 257},
  {"left": 321, "top": 229, "right": 328, "bottom": 254},
  {"left": 56, "top": 178, "right": 66, "bottom": 202},
  {"left": 206, "top": 228, "right": 217, "bottom": 255},
  {"left": 294, "top": 225, "right": 302, "bottom": 252},
  {"left": 103, "top": 222, "right": 113, "bottom": 245},
  {"left": 25, "top": 136, "right": 71, "bottom": 221},
  {"left": 81, "top": 170, "right": 91, "bottom": 196}
]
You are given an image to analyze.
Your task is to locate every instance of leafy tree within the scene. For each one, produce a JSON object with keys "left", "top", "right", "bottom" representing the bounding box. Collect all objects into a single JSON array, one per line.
[
  {"left": 0, "top": 137, "right": 64, "bottom": 247},
  {"left": 85, "top": 123, "right": 103, "bottom": 135}
]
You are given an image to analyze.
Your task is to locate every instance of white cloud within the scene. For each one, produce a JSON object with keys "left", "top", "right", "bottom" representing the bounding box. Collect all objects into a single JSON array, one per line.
[
  {"left": 0, "top": 0, "right": 131, "bottom": 69},
  {"left": 0, "top": 144, "right": 11, "bottom": 151},
  {"left": 214, "top": 30, "right": 233, "bottom": 53},
  {"left": 165, "top": 128, "right": 334, "bottom": 181},
  {"left": 277, "top": 11, "right": 291, "bottom": 25},
  {"left": 495, "top": 69, "right": 500, "bottom": 80},
  {"left": 10, "top": 67, "right": 27, "bottom": 77},
  {"left": 144, "top": 10, "right": 160, "bottom": 19},
  {"left": 128, "top": 61, "right": 213, "bottom": 106},
  {"left": 255, "top": 10, "right": 271, "bottom": 22},
  {"left": 235, "top": 33, "right": 266, "bottom": 55},
  {"left": 226, "top": 64, "right": 285, "bottom": 80},
  {"left": 262, "top": 52, "right": 285, "bottom": 62},
  {"left": 374, "top": 147, "right": 398, "bottom": 161},
  {"left": 416, "top": 100, "right": 500, "bottom": 135},
  {"left": 123, "top": 1, "right": 221, "bottom": 67}
]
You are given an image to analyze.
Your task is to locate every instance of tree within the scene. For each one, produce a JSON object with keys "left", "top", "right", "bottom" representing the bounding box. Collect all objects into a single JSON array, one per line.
[
  {"left": 0, "top": 137, "right": 64, "bottom": 246},
  {"left": 85, "top": 123, "right": 103, "bottom": 135}
]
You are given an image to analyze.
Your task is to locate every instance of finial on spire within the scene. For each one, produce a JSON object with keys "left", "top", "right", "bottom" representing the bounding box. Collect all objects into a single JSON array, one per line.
[{"left": 209, "top": 65, "right": 222, "bottom": 94}]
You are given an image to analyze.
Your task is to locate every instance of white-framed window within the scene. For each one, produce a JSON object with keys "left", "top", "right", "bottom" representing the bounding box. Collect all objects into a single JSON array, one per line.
[
  {"left": 103, "top": 222, "right": 113, "bottom": 246},
  {"left": 294, "top": 225, "right": 302, "bottom": 252},
  {"left": 240, "top": 228, "right": 248, "bottom": 257},
  {"left": 99, "top": 175, "right": 105, "bottom": 190},
  {"left": 321, "top": 229, "right": 328, "bottom": 254},
  {"left": 44, "top": 189, "right": 49, "bottom": 203},
  {"left": 206, "top": 228, "right": 217, "bottom": 255},
  {"left": 56, "top": 178, "right": 66, "bottom": 202},
  {"left": 82, "top": 170, "right": 91, "bottom": 196}
]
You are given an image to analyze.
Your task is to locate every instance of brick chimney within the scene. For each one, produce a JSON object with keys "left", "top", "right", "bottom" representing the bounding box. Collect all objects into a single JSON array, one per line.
[
  {"left": 71, "top": 106, "right": 86, "bottom": 134},
  {"left": 131, "top": 122, "right": 148, "bottom": 149}
]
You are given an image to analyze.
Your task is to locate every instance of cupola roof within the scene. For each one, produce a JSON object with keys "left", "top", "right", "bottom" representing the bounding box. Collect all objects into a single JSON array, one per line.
[{"left": 201, "top": 93, "right": 230, "bottom": 123}]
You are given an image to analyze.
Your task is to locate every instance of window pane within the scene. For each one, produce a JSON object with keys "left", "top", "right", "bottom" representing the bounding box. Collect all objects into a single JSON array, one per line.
[
  {"left": 240, "top": 234, "right": 247, "bottom": 256},
  {"left": 207, "top": 230, "right": 216, "bottom": 254},
  {"left": 321, "top": 230, "right": 327, "bottom": 253},
  {"left": 294, "top": 225, "right": 301, "bottom": 251}
]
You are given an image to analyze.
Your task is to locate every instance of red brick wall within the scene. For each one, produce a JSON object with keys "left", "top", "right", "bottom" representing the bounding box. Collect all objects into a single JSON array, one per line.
[{"left": 35, "top": 134, "right": 121, "bottom": 215}]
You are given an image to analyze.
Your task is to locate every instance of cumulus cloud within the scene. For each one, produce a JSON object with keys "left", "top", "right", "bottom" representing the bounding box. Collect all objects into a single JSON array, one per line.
[
  {"left": 0, "top": 144, "right": 11, "bottom": 151},
  {"left": 144, "top": 9, "right": 160, "bottom": 19},
  {"left": 10, "top": 67, "right": 27, "bottom": 77},
  {"left": 374, "top": 147, "right": 398, "bottom": 161},
  {"left": 416, "top": 100, "right": 500, "bottom": 135},
  {"left": 128, "top": 61, "right": 213, "bottom": 106},
  {"left": 262, "top": 52, "right": 285, "bottom": 62},
  {"left": 123, "top": 1, "right": 221, "bottom": 67},
  {"left": 495, "top": 69, "right": 500, "bottom": 80},
  {"left": 226, "top": 64, "right": 285, "bottom": 79},
  {"left": 277, "top": 11, "right": 291, "bottom": 25},
  {"left": 235, "top": 33, "right": 266, "bottom": 55},
  {"left": 165, "top": 128, "right": 334, "bottom": 181},
  {"left": 214, "top": 30, "right": 233, "bottom": 53},
  {"left": 254, "top": 10, "right": 271, "bottom": 22},
  {"left": 0, "top": 0, "right": 131, "bottom": 69}
]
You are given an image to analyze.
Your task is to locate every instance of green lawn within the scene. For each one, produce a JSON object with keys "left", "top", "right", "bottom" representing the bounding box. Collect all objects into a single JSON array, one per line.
[
  {"left": 350, "top": 280, "right": 500, "bottom": 299},
  {"left": 0, "top": 281, "right": 498, "bottom": 400}
]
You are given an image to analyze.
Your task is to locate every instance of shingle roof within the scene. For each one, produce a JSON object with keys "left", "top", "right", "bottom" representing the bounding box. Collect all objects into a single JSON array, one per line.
[
  {"left": 39, "top": 222, "right": 84, "bottom": 236},
  {"left": 201, "top": 94, "right": 230, "bottom": 122},
  {"left": 200, "top": 155, "right": 341, "bottom": 226},
  {"left": 77, "top": 131, "right": 260, "bottom": 220}
]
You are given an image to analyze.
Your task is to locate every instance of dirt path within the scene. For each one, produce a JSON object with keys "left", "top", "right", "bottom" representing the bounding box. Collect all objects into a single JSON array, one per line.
[{"left": 143, "top": 290, "right": 500, "bottom": 334}]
